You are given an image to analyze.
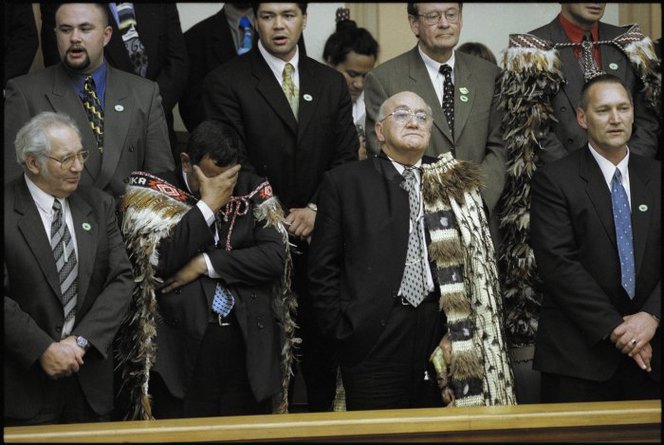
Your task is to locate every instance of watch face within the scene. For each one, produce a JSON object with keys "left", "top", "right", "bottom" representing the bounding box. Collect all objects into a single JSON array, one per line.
[{"left": 77, "top": 336, "right": 88, "bottom": 348}]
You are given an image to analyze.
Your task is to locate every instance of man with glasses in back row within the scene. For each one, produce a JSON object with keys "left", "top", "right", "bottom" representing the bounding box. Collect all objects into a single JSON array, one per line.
[{"left": 364, "top": 3, "right": 505, "bottom": 247}]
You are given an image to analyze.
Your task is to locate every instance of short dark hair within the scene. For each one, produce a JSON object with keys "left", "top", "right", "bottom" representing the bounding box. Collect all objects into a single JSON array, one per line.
[
  {"left": 579, "top": 73, "right": 632, "bottom": 110},
  {"left": 186, "top": 121, "right": 242, "bottom": 167},
  {"left": 323, "top": 20, "right": 379, "bottom": 66},
  {"left": 407, "top": 2, "right": 463, "bottom": 16},
  {"left": 252, "top": 3, "right": 308, "bottom": 17},
  {"left": 54, "top": 3, "right": 110, "bottom": 27},
  {"left": 457, "top": 42, "right": 497, "bottom": 65}
]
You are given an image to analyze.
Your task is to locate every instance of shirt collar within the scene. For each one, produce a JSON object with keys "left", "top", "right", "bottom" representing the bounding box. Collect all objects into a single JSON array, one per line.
[
  {"left": 587, "top": 143, "right": 630, "bottom": 187},
  {"left": 24, "top": 174, "right": 64, "bottom": 216},
  {"left": 559, "top": 13, "right": 599, "bottom": 43},
  {"left": 418, "top": 45, "right": 456, "bottom": 73},
  {"left": 387, "top": 155, "right": 423, "bottom": 177},
  {"left": 258, "top": 39, "right": 299, "bottom": 81}
]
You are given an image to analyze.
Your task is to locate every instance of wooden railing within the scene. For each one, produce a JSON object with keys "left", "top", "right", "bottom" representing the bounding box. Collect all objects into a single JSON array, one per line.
[{"left": 4, "top": 400, "right": 660, "bottom": 443}]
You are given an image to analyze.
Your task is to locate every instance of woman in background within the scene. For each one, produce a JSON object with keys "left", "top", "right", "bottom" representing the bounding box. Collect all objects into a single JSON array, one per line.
[{"left": 323, "top": 8, "right": 378, "bottom": 160}]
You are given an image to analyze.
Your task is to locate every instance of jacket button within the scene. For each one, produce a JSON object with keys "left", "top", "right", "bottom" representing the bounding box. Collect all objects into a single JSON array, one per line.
[
  {"left": 380, "top": 319, "right": 387, "bottom": 327},
  {"left": 391, "top": 290, "right": 398, "bottom": 299},
  {"left": 175, "top": 289, "right": 181, "bottom": 294},
  {"left": 251, "top": 292, "right": 256, "bottom": 300},
  {"left": 560, "top": 106, "right": 567, "bottom": 112},
  {"left": 257, "top": 322, "right": 264, "bottom": 329},
  {"left": 129, "top": 145, "right": 135, "bottom": 152}
]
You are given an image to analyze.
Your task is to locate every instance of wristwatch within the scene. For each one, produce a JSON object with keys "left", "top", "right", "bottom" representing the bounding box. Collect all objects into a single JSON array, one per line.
[
  {"left": 306, "top": 202, "right": 318, "bottom": 212},
  {"left": 76, "top": 336, "right": 90, "bottom": 351}
]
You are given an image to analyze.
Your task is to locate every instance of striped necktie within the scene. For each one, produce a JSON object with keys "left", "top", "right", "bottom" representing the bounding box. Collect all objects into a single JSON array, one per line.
[
  {"left": 51, "top": 199, "right": 78, "bottom": 337},
  {"left": 82, "top": 75, "right": 104, "bottom": 153}
]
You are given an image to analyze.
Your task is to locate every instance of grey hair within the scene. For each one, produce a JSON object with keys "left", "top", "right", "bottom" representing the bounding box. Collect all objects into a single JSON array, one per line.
[
  {"left": 15, "top": 112, "right": 81, "bottom": 169},
  {"left": 376, "top": 92, "right": 433, "bottom": 122}
]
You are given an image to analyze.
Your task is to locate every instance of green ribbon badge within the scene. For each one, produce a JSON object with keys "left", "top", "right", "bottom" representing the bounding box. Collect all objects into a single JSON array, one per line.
[{"left": 82, "top": 222, "right": 92, "bottom": 231}]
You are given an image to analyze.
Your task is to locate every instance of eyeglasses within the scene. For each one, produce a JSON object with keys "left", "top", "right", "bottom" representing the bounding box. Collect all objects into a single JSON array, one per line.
[
  {"left": 380, "top": 109, "right": 431, "bottom": 126},
  {"left": 44, "top": 150, "right": 90, "bottom": 169},
  {"left": 418, "top": 10, "right": 460, "bottom": 25}
]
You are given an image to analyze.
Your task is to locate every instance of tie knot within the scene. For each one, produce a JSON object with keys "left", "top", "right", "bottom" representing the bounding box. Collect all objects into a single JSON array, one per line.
[
  {"left": 613, "top": 168, "right": 623, "bottom": 183},
  {"left": 439, "top": 64, "right": 452, "bottom": 76},
  {"left": 283, "top": 63, "right": 294, "bottom": 77},
  {"left": 239, "top": 15, "right": 251, "bottom": 30},
  {"left": 403, "top": 168, "right": 417, "bottom": 182},
  {"left": 52, "top": 199, "right": 63, "bottom": 212},
  {"left": 84, "top": 75, "right": 95, "bottom": 90}
]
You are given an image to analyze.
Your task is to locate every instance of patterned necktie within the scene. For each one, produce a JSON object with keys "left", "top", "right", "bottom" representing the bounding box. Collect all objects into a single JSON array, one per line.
[
  {"left": 439, "top": 64, "right": 454, "bottom": 137},
  {"left": 282, "top": 63, "right": 299, "bottom": 119},
  {"left": 611, "top": 169, "right": 635, "bottom": 299},
  {"left": 82, "top": 75, "right": 104, "bottom": 153},
  {"left": 116, "top": 3, "right": 149, "bottom": 77},
  {"left": 51, "top": 200, "right": 78, "bottom": 337},
  {"left": 211, "top": 214, "right": 235, "bottom": 316},
  {"left": 580, "top": 32, "right": 600, "bottom": 82},
  {"left": 237, "top": 16, "right": 253, "bottom": 55},
  {"left": 399, "top": 168, "right": 427, "bottom": 307}
]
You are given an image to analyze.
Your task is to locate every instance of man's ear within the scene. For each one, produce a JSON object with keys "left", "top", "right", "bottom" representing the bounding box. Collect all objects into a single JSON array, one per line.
[
  {"left": 376, "top": 121, "right": 386, "bottom": 143},
  {"left": 180, "top": 153, "right": 192, "bottom": 172},
  {"left": 576, "top": 107, "right": 588, "bottom": 130},
  {"left": 24, "top": 155, "right": 42, "bottom": 176}
]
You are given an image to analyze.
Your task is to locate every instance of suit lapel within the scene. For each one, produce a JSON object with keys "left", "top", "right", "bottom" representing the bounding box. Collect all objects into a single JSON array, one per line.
[
  {"left": 212, "top": 9, "right": 238, "bottom": 64},
  {"left": 452, "top": 54, "right": 474, "bottom": 142},
  {"left": 14, "top": 179, "right": 62, "bottom": 300},
  {"left": 551, "top": 21, "right": 584, "bottom": 111},
  {"left": 252, "top": 51, "right": 298, "bottom": 136},
  {"left": 296, "top": 58, "right": 320, "bottom": 144},
  {"left": 628, "top": 157, "right": 652, "bottom": 276},
  {"left": 69, "top": 192, "right": 96, "bottom": 311},
  {"left": 598, "top": 23, "right": 627, "bottom": 79},
  {"left": 46, "top": 65, "right": 99, "bottom": 184},
  {"left": 407, "top": 47, "right": 453, "bottom": 144},
  {"left": 580, "top": 149, "right": 616, "bottom": 246},
  {"left": 95, "top": 65, "right": 132, "bottom": 190}
]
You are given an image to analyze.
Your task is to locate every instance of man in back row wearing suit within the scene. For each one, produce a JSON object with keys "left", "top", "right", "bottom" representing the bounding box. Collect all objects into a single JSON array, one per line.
[
  {"left": 530, "top": 74, "right": 660, "bottom": 402},
  {"left": 4, "top": 3, "right": 174, "bottom": 199},
  {"left": 203, "top": 2, "right": 358, "bottom": 412},
  {"left": 4, "top": 112, "right": 134, "bottom": 425},
  {"left": 364, "top": 2, "right": 506, "bottom": 240}
]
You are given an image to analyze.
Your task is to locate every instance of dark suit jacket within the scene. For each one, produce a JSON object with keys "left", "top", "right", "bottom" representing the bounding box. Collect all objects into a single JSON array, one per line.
[
  {"left": 149, "top": 171, "right": 286, "bottom": 403},
  {"left": 4, "top": 63, "right": 174, "bottom": 197},
  {"left": 530, "top": 148, "right": 661, "bottom": 382},
  {"left": 530, "top": 18, "right": 660, "bottom": 161},
  {"left": 202, "top": 48, "right": 358, "bottom": 209},
  {"left": 4, "top": 3, "right": 38, "bottom": 87},
  {"left": 4, "top": 177, "right": 134, "bottom": 419},
  {"left": 364, "top": 47, "right": 506, "bottom": 214},
  {"left": 308, "top": 155, "right": 440, "bottom": 366},
  {"left": 40, "top": 3, "right": 188, "bottom": 113},
  {"left": 180, "top": 7, "right": 306, "bottom": 133}
]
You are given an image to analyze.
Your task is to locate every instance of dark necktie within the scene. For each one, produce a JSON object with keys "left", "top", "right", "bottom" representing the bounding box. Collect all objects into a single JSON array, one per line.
[
  {"left": 211, "top": 214, "right": 235, "bottom": 316},
  {"left": 82, "top": 75, "right": 104, "bottom": 153},
  {"left": 399, "top": 168, "right": 426, "bottom": 307},
  {"left": 282, "top": 63, "right": 299, "bottom": 119},
  {"left": 51, "top": 200, "right": 78, "bottom": 337},
  {"left": 611, "top": 169, "right": 635, "bottom": 299},
  {"left": 580, "top": 32, "right": 600, "bottom": 82},
  {"left": 439, "top": 64, "right": 454, "bottom": 137},
  {"left": 116, "top": 3, "right": 149, "bottom": 77},
  {"left": 238, "top": 16, "right": 253, "bottom": 55}
]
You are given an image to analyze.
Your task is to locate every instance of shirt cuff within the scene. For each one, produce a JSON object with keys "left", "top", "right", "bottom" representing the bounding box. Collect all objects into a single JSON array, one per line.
[
  {"left": 196, "top": 200, "right": 215, "bottom": 226},
  {"left": 202, "top": 253, "right": 221, "bottom": 278}
]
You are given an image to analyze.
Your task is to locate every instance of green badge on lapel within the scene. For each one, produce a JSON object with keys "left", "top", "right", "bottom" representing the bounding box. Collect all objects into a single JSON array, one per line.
[
  {"left": 459, "top": 87, "right": 469, "bottom": 94},
  {"left": 114, "top": 104, "right": 124, "bottom": 112},
  {"left": 82, "top": 222, "right": 92, "bottom": 231},
  {"left": 638, "top": 204, "right": 648, "bottom": 212},
  {"left": 303, "top": 94, "right": 313, "bottom": 102}
]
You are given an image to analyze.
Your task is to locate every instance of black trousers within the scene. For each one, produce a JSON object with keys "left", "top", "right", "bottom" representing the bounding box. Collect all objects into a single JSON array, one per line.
[
  {"left": 341, "top": 295, "right": 444, "bottom": 411},
  {"left": 151, "top": 314, "right": 271, "bottom": 419},
  {"left": 541, "top": 354, "right": 660, "bottom": 403},
  {"left": 5, "top": 374, "right": 109, "bottom": 426},
  {"left": 292, "top": 241, "right": 339, "bottom": 412}
]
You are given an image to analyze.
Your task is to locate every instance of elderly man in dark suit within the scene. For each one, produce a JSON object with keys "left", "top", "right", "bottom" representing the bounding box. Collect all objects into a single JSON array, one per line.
[
  {"left": 203, "top": 2, "right": 358, "bottom": 412},
  {"left": 364, "top": 3, "right": 506, "bottom": 220},
  {"left": 531, "top": 74, "right": 660, "bottom": 402},
  {"left": 309, "top": 91, "right": 515, "bottom": 410},
  {"left": 4, "top": 112, "right": 134, "bottom": 425},
  {"left": 40, "top": 3, "right": 188, "bottom": 159},
  {"left": 5, "top": 3, "right": 174, "bottom": 198},
  {"left": 118, "top": 120, "right": 295, "bottom": 419}
]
